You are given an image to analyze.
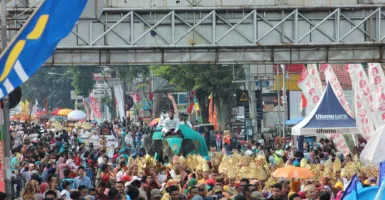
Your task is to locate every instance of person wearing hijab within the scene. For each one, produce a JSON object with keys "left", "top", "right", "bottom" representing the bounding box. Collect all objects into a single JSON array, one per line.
[{"left": 22, "top": 180, "right": 39, "bottom": 200}]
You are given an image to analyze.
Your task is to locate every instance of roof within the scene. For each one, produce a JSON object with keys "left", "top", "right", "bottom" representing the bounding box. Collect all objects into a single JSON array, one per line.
[{"left": 319, "top": 64, "right": 352, "bottom": 90}]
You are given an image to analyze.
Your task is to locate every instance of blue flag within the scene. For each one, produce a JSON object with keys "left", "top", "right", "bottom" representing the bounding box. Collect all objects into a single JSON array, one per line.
[
  {"left": 0, "top": 0, "right": 87, "bottom": 98},
  {"left": 342, "top": 174, "right": 359, "bottom": 200},
  {"left": 380, "top": 161, "right": 385, "bottom": 186}
]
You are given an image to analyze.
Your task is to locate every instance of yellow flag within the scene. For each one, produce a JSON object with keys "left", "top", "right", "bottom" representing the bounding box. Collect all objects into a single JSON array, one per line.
[
  {"left": 24, "top": 99, "right": 30, "bottom": 113},
  {"left": 20, "top": 101, "right": 25, "bottom": 112}
]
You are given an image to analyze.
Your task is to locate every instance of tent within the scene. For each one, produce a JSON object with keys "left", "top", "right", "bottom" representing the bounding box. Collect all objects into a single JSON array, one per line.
[
  {"left": 286, "top": 117, "right": 303, "bottom": 125},
  {"left": 292, "top": 83, "right": 360, "bottom": 136}
]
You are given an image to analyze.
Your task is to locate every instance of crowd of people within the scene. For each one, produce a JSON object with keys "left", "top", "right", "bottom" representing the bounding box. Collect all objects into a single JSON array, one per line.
[{"left": 6, "top": 116, "right": 373, "bottom": 200}]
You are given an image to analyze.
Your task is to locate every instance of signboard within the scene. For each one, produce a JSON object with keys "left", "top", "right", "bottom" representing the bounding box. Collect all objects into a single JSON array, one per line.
[
  {"left": 236, "top": 90, "right": 263, "bottom": 120},
  {"left": 92, "top": 73, "right": 111, "bottom": 81},
  {"left": 93, "top": 89, "right": 105, "bottom": 98},
  {"left": 71, "top": 90, "right": 83, "bottom": 100},
  {"left": 95, "top": 82, "right": 109, "bottom": 89},
  {"left": 256, "top": 80, "right": 269, "bottom": 87}
]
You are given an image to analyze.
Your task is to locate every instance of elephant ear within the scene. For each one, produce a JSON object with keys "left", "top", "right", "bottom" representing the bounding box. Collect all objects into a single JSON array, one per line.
[{"left": 166, "top": 137, "right": 183, "bottom": 155}]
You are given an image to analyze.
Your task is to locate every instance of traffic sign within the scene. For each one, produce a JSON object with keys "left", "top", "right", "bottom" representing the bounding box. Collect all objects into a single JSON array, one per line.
[
  {"left": 71, "top": 90, "right": 83, "bottom": 100},
  {"left": 240, "top": 92, "right": 249, "bottom": 102}
]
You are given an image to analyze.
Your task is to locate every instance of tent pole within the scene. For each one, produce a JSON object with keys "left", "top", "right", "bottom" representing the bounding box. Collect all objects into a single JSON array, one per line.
[{"left": 281, "top": 64, "right": 287, "bottom": 139}]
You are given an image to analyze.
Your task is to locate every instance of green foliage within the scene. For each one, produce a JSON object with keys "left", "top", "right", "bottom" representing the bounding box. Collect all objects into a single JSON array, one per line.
[
  {"left": 116, "top": 66, "right": 150, "bottom": 83},
  {"left": 150, "top": 65, "right": 244, "bottom": 129},
  {"left": 66, "top": 67, "right": 95, "bottom": 97},
  {"left": 21, "top": 67, "right": 75, "bottom": 108}
]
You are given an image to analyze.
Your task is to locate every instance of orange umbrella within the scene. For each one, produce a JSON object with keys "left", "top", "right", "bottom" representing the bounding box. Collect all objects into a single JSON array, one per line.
[
  {"left": 149, "top": 118, "right": 160, "bottom": 127},
  {"left": 272, "top": 166, "right": 314, "bottom": 179}
]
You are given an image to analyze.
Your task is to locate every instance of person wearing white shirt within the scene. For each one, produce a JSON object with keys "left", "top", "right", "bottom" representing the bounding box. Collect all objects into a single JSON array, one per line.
[
  {"left": 157, "top": 109, "right": 168, "bottom": 127},
  {"left": 161, "top": 109, "right": 180, "bottom": 136},
  {"left": 179, "top": 114, "right": 193, "bottom": 129}
]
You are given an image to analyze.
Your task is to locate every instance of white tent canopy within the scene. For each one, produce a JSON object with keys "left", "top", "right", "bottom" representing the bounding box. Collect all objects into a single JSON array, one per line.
[
  {"left": 67, "top": 110, "right": 87, "bottom": 121},
  {"left": 292, "top": 83, "right": 360, "bottom": 136}
]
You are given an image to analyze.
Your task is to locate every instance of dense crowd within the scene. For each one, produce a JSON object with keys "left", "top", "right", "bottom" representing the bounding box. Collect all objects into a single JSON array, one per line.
[{"left": 7, "top": 117, "right": 371, "bottom": 200}]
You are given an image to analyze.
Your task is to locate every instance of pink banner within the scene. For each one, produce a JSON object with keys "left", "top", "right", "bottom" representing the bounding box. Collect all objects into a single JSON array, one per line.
[
  {"left": 321, "top": 64, "right": 351, "bottom": 155},
  {"left": 89, "top": 96, "right": 102, "bottom": 119},
  {"left": 307, "top": 64, "right": 323, "bottom": 91},
  {"left": 368, "top": 63, "right": 385, "bottom": 125},
  {"left": 83, "top": 98, "right": 90, "bottom": 120},
  {"left": 346, "top": 64, "right": 375, "bottom": 141},
  {"left": 297, "top": 67, "right": 322, "bottom": 114},
  {"left": 323, "top": 64, "right": 353, "bottom": 116}
]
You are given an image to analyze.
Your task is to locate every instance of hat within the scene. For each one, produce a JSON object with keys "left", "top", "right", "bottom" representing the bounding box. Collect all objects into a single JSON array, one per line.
[
  {"left": 151, "top": 189, "right": 162, "bottom": 198},
  {"left": 121, "top": 175, "right": 131, "bottom": 182},
  {"left": 250, "top": 191, "right": 266, "bottom": 200},
  {"left": 31, "top": 170, "right": 39, "bottom": 175},
  {"left": 212, "top": 186, "right": 223, "bottom": 193}
]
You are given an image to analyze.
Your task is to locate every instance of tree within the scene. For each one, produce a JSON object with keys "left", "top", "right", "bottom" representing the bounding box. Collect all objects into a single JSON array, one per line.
[
  {"left": 21, "top": 67, "right": 75, "bottom": 109},
  {"left": 66, "top": 67, "right": 95, "bottom": 97},
  {"left": 150, "top": 65, "right": 243, "bottom": 130}
]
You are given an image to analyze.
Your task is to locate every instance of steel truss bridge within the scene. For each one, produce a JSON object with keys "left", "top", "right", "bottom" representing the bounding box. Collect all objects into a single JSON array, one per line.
[{"left": 6, "top": 4, "right": 385, "bottom": 65}]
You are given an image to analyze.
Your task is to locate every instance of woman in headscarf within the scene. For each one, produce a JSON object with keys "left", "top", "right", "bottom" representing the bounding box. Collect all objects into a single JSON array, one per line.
[
  {"left": 22, "top": 180, "right": 39, "bottom": 200},
  {"left": 57, "top": 157, "right": 68, "bottom": 180}
]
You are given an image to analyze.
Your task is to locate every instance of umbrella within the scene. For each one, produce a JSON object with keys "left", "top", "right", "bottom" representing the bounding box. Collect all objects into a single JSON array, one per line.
[
  {"left": 50, "top": 116, "right": 67, "bottom": 122},
  {"left": 67, "top": 110, "right": 87, "bottom": 121},
  {"left": 57, "top": 109, "right": 73, "bottom": 117},
  {"left": 272, "top": 166, "right": 314, "bottom": 179},
  {"left": 52, "top": 108, "right": 62, "bottom": 115},
  {"left": 35, "top": 111, "right": 51, "bottom": 119},
  {"left": 149, "top": 118, "right": 160, "bottom": 127}
]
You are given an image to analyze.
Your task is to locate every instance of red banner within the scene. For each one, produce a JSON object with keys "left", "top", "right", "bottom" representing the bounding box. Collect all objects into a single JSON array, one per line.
[{"left": 89, "top": 96, "right": 102, "bottom": 119}]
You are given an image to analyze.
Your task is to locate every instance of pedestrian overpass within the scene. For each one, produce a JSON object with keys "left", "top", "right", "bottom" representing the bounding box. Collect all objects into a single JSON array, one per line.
[{"left": 4, "top": 1, "right": 385, "bottom": 65}]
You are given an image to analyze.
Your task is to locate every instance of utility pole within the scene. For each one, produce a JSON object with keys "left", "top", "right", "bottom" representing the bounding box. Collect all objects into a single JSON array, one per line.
[
  {"left": 281, "top": 64, "right": 287, "bottom": 138},
  {"left": 1, "top": 0, "right": 11, "bottom": 198},
  {"left": 276, "top": 66, "right": 281, "bottom": 136},
  {"left": 246, "top": 65, "right": 257, "bottom": 140}
]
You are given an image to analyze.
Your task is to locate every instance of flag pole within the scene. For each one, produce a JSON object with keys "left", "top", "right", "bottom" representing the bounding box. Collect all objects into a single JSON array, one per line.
[{"left": 1, "top": 0, "right": 11, "bottom": 198}]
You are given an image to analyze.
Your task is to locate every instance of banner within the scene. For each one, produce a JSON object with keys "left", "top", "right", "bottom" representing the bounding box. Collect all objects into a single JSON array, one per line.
[
  {"left": 318, "top": 64, "right": 351, "bottom": 155},
  {"left": 324, "top": 64, "right": 353, "bottom": 116},
  {"left": 346, "top": 64, "right": 375, "bottom": 141},
  {"left": 297, "top": 67, "right": 322, "bottom": 114},
  {"left": 368, "top": 63, "right": 385, "bottom": 125},
  {"left": 89, "top": 96, "right": 102, "bottom": 119},
  {"left": 113, "top": 84, "right": 124, "bottom": 119},
  {"left": 307, "top": 64, "right": 323, "bottom": 91},
  {"left": 0, "top": 0, "right": 87, "bottom": 99},
  {"left": 82, "top": 98, "right": 90, "bottom": 120}
]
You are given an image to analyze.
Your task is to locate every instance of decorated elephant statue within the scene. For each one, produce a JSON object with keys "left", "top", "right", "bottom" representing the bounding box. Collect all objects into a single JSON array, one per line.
[{"left": 144, "top": 124, "right": 209, "bottom": 163}]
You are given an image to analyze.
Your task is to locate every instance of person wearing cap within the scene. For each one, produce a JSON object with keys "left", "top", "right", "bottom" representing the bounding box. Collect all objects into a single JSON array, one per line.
[
  {"left": 158, "top": 108, "right": 168, "bottom": 128},
  {"left": 251, "top": 191, "right": 266, "bottom": 200},
  {"left": 151, "top": 188, "right": 162, "bottom": 200},
  {"left": 180, "top": 113, "right": 193, "bottom": 129}
]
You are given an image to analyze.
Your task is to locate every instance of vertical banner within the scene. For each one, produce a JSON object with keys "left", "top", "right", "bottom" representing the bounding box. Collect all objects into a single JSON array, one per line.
[
  {"left": 89, "top": 96, "right": 102, "bottom": 119},
  {"left": 307, "top": 64, "right": 323, "bottom": 91},
  {"left": 319, "top": 64, "right": 351, "bottom": 155},
  {"left": 297, "top": 67, "right": 322, "bottom": 114},
  {"left": 83, "top": 98, "right": 90, "bottom": 120},
  {"left": 324, "top": 64, "right": 353, "bottom": 116},
  {"left": 346, "top": 64, "right": 376, "bottom": 141},
  {"left": 368, "top": 63, "right": 385, "bottom": 125},
  {"left": 113, "top": 84, "right": 124, "bottom": 119}
]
